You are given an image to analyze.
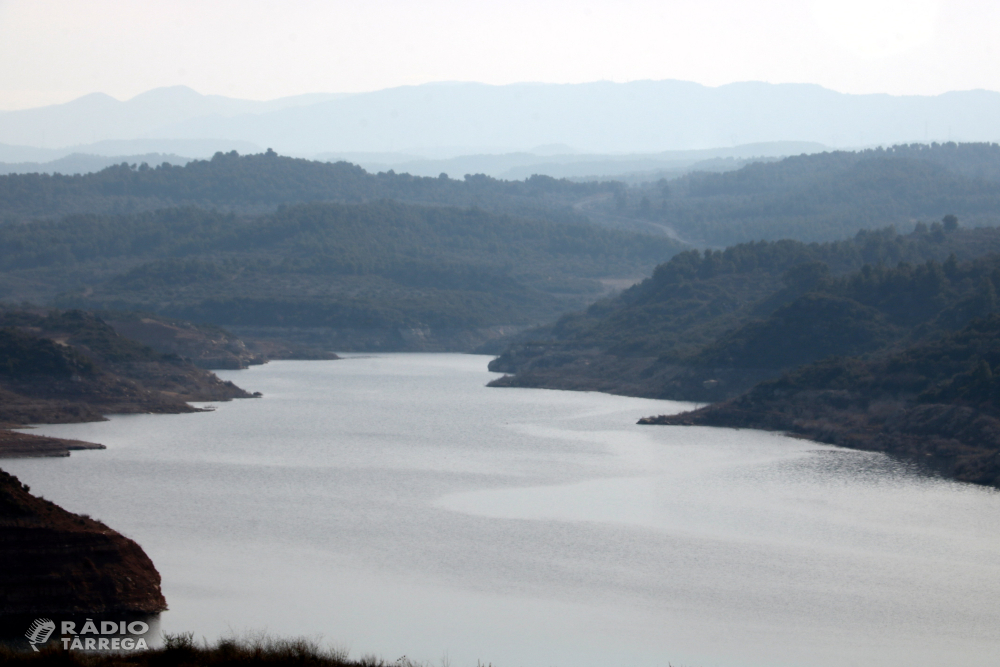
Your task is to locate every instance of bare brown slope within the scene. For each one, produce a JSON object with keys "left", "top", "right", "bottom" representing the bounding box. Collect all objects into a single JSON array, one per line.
[{"left": 0, "top": 468, "right": 166, "bottom": 617}]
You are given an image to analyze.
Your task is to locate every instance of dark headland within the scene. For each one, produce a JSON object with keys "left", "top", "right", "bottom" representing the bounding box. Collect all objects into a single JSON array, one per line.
[{"left": 0, "top": 468, "right": 167, "bottom": 619}]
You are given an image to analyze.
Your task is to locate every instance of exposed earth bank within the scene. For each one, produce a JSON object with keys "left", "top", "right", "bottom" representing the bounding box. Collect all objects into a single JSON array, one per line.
[{"left": 0, "top": 468, "right": 167, "bottom": 618}]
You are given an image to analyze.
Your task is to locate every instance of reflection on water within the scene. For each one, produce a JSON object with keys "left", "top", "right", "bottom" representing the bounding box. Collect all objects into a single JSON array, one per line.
[{"left": 5, "top": 354, "right": 1000, "bottom": 667}]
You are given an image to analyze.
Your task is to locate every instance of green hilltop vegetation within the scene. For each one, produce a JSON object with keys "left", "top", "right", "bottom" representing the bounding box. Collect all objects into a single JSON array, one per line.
[
  {"left": 489, "top": 223, "right": 1000, "bottom": 400},
  {"left": 0, "top": 148, "right": 685, "bottom": 350},
  {"left": 614, "top": 142, "right": 1000, "bottom": 246},
  {"left": 5, "top": 142, "right": 1000, "bottom": 248},
  {"left": 0, "top": 149, "right": 612, "bottom": 221},
  {"left": 3, "top": 142, "right": 1000, "bottom": 355},
  {"left": 0, "top": 200, "right": 682, "bottom": 349},
  {"left": 0, "top": 326, "right": 96, "bottom": 379}
]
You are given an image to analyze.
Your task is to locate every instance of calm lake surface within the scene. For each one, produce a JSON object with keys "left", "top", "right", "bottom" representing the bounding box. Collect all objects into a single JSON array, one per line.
[{"left": 6, "top": 353, "right": 1000, "bottom": 667}]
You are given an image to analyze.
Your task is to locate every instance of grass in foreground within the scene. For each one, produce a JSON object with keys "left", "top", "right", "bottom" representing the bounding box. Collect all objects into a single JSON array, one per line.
[{"left": 0, "top": 633, "right": 483, "bottom": 667}]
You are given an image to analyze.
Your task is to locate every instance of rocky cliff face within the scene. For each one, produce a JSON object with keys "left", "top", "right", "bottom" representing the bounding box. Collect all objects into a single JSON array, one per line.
[{"left": 0, "top": 468, "right": 166, "bottom": 617}]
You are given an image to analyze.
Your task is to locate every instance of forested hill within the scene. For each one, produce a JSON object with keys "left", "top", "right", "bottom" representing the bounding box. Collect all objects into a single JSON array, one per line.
[
  {"left": 489, "top": 224, "right": 1000, "bottom": 398},
  {"left": 683, "top": 143, "right": 1000, "bottom": 196},
  {"left": 613, "top": 143, "right": 1000, "bottom": 247},
  {"left": 0, "top": 150, "right": 613, "bottom": 221},
  {"left": 0, "top": 201, "right": 682, "bottom": 350},
  {"left": 8, "top": 143, "right": 1000, "bottom": 253}
]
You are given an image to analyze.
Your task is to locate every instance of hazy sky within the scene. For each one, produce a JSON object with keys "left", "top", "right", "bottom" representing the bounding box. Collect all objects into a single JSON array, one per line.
[{"left": 0, "top": 0, "right": 997, "bottom": 110}]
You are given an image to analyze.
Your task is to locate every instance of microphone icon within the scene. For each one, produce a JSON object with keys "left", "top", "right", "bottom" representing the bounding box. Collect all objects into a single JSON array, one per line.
[{"left": 25, "top": 619, "right": 56, "bottom": 652}]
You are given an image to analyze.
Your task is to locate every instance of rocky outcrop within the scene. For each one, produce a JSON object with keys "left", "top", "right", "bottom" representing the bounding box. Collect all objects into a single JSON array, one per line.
[{"left": 0, "top": 468, "right": 166, "bottom": 617}]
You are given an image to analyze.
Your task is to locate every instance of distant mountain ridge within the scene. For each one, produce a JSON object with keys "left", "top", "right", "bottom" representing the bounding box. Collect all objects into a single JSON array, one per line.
[
  {"left": 4, "top": 81, "right": 1000, "bottom": 156},
  {"left": 0, "top": 86, "right": 342, "bottom": 150}
]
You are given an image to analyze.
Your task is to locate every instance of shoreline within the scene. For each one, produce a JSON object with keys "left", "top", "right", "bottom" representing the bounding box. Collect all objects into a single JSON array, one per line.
[{"left": 0, "top": 428, "right": 106, "bottom": 458}]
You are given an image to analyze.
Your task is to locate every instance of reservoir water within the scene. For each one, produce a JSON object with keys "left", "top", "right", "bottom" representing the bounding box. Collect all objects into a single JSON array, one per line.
[{"left": 5, "top": 353, "right": 1000, "bottom": 667}]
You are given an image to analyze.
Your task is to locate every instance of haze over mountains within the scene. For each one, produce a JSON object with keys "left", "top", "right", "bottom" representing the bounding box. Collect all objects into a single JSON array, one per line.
[
  {"left": 154, "top": 81, "right": 998, "bottom": 154},
  {"left": 0, "top": 141, "right": 821, "bottom": 183},
  {"left": 3, "top": 80, "right": 999, "bottom": 180},
  {"left": 0, "top": 87, "right": 343, "bottom": 151}
]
